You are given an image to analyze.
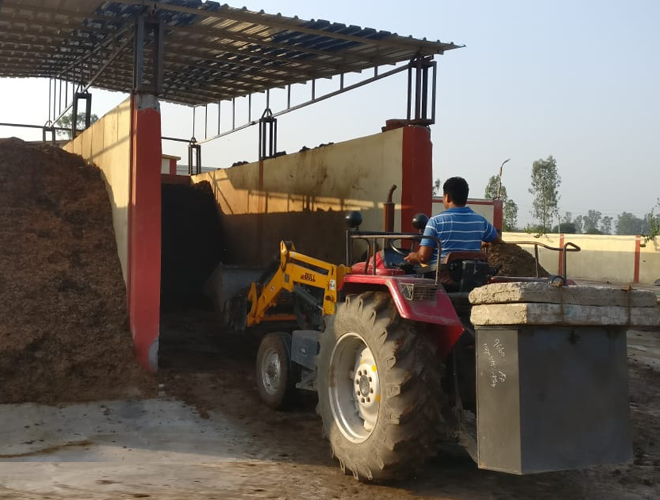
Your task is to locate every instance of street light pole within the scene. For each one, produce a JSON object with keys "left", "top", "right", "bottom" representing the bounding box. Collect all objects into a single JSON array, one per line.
[{"left": 497, "top": 158, "right": 510, "bottom": 200}]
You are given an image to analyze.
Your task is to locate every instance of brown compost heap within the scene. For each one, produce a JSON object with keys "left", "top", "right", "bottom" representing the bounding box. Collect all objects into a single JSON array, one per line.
[
  {"left": 0, "top": 138, "right": 154, "bottom": 404},
  {"left": 487, "top": 241, "right": 550, "bottom": 278}
]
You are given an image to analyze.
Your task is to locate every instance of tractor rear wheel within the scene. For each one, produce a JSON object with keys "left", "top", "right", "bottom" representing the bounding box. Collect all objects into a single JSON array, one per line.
[{"left": 316, "top": 291, "right": 444, "bottom": 481}]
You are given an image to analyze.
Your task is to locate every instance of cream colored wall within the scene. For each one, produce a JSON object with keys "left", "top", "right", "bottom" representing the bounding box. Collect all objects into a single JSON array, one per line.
[
  {"left": 64, "top": 98, "right": 132, "bottom": 283},
  {"left": 503, "top": 232, "right": 660, "bottom": 284},
  {"left": 192, "top": 128, "right": 404, "bottom": 265},
  {"left": 640, "top": 238, "right": 660, "bottom": 283}
]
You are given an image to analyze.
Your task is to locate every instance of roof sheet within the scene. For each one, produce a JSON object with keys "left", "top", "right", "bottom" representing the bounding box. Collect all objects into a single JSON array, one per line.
[{"left": 0, "top": 0, "right": 461, "bottom": 106}]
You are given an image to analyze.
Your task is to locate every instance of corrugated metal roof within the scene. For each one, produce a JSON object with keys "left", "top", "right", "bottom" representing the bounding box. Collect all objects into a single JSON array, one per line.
[{"left": 0, "top": 0, "right": 462, "bottom": 106}]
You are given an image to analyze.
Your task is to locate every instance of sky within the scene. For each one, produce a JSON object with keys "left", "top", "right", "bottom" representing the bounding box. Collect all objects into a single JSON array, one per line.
[{"left": 1, "top": 0, "right": 659, "bottom": 227}]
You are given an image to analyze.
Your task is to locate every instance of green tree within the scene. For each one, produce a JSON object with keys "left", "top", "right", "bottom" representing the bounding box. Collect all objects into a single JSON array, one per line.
[
  {"left": 616, "top": 212, "right": 643, "bottom": 235},
  {"left": 583, "top": 210, "right": 603, "bottom": 234},
  {"left": 529, "top": 155, "right": 561, "bottom": 234},
  {"left": 484, "top": 175, "right": 499, "bottom": 200},
  {"left": 56, "top": 112, "right": 99, "bottom": 139},
  {"left": 552, "top": 222, "right": 577, "bottom": 233},
  {"left": 484, "top": 175, "right": 519, "bottom": 231},
  {"left": 502, "top": 199, "right": 519, "bottom": 232},
  {"left": 649, "top": 200, "right": 660, "bottom": 238},
  {"left": 573, "top": 215, "right": 584, "bottom": 234},
  {"left": 641, "top": 208, "right": 660, "bottom": 241},
  {"left": 600, "top": 216, "right": 613, "bottom": 235},
  {"left": 432, "top": 178, "right": 442, "bottom": 197},
  {"left": 554, "top": 212, "right": 577, "bottom": 233}
]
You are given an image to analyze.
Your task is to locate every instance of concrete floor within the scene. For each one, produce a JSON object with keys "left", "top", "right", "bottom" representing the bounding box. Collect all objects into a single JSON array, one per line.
[
  {"left": 0, "top": 462, "right": 285, "bottom": 500},
  {"left": 0, "top": 398, "right": 257, "bottom": 462}
]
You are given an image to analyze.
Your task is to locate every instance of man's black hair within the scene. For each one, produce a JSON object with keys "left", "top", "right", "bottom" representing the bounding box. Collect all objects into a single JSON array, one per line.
[{"left": 443, "top": 177, "right": 469, "bottom": 206}]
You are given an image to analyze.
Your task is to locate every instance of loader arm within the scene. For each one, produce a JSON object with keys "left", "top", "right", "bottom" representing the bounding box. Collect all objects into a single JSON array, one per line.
[{"left": 246, "top": 241, "right": 351, "bottom": 327}]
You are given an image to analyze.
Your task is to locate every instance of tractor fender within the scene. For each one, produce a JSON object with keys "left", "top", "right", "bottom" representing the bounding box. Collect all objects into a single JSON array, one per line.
[{"left": 340, "top": 274, "right": 465, "bottom": 358}]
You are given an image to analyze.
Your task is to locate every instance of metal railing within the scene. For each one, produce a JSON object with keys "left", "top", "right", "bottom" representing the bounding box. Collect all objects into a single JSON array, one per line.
[
  {"left": 505, "top": 241, "right": 581, "bottom": 280},
  {"left": 346, "top": 231, "right": 442, "bottom": 284},
  {"left": 347, "top": 233, "right": 582, "bottom": 283}
]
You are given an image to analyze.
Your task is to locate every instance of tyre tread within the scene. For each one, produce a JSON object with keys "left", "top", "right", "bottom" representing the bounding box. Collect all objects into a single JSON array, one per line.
[{"left": 317, "top": 292, "right": 444, "bottom": 481}]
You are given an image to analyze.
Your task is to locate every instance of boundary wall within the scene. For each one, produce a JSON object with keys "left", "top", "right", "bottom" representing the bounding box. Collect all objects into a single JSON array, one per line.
[
  {"left": 192, "top": 126, "right": 432, "bottom": 266},
  {"left": 64, "top": 95, "right": 162, "bottom": 370},
  {"left": 503, "top": 232, "right": 660, "bottom": 285}
]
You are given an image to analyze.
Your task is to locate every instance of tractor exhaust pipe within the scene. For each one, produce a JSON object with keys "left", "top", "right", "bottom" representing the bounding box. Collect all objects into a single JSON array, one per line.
[{"left": 383, "top": 184, "right": 397, "bottom": 232}]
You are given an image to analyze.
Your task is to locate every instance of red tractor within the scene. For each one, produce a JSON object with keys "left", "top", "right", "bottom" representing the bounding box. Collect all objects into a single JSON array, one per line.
[{"left": 226, "top": 210, "right": 631, "bottom": 481}]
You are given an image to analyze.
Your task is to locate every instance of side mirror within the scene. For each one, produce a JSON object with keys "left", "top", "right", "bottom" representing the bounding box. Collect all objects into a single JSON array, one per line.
[
  {"left": 412, "top": 213, "right": 429, "bottom": 231},
  {"left": 345, "top": 211, "right": 362, "bottom": 229}
]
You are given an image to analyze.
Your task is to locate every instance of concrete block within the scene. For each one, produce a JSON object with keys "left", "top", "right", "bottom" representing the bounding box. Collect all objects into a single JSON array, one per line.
[
  {"left": 471, "top": 303, "right": 659, "bottom": 327},
  {"left": 469, "top": 282, "right": 657, "bottom": 308}
]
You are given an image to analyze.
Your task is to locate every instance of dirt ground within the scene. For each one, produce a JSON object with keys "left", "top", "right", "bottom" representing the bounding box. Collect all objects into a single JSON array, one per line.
[
  {"left": 154, "top": 311, "right": 660, "bottom": 500},
  {"left": 0, "top": 138, "right": 154, "bottom": 404},
  {"left": 0, "top": 310, "right": 657, "bottom": 499}
]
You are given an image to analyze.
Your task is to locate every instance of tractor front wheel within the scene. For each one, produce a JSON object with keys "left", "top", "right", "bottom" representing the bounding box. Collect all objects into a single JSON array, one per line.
[
  {"left": 316, "top": 291, "right": 443, "bottom": 481},
  {"left": 256, "top": 332, "right": 297, "bottom": 410}
]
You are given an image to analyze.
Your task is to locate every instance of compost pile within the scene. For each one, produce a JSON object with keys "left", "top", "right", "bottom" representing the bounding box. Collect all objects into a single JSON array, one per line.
[
  {"left": 0, "top": 138, "right": 154, "bottom": 404},
  {"left": 487, "top": 242, "right": 550, "bottom": 278}
]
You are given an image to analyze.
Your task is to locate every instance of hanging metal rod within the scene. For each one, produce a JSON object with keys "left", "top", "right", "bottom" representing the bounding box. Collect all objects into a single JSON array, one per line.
[{"left": 197, "top": 62, "right": 409, "bottom": 145}]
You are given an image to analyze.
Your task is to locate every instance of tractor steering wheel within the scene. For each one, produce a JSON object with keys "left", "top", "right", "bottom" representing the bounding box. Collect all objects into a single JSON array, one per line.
[{"left": 388, "top": 239, "right": 414, "bottom": 257}]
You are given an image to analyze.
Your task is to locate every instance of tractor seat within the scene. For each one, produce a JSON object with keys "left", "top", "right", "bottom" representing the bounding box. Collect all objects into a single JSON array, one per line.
[
  {"left": 440, "top": 251, "right": 492, "bottom": 293},
  {"left": 443, "top": 251, "right": 488, "bottom": 264}
]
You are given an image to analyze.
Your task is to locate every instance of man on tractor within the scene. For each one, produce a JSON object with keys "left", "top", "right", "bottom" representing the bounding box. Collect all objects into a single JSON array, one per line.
[{"left": 404, "top": 176, "right": 501, "bottom": 269}]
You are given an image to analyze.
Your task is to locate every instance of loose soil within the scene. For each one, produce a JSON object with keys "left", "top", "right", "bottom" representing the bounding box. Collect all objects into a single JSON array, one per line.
[
  {"left": 155, "top": 313, "right": 660, "bottom": 500},
  {"left": 488, "top": 241, "right": 550, "bottom": 277},
  {"left": 0, "top": 138, "right": 154, "bottom": 404}
]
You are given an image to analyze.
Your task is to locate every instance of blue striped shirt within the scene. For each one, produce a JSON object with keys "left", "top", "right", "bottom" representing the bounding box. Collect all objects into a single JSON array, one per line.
[{"left": 420, "top": 207, "right": 498, "bottom": 263}]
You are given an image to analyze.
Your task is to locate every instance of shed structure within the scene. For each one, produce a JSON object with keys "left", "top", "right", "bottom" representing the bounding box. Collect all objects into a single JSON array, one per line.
[{"left": 0, "top": 0, "right": 461, "bottom": 369}]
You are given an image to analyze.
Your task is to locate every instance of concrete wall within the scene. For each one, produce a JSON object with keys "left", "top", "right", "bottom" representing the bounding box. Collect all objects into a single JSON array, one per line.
[
  {"left": 64, "top": 98, "right": 132, "bottom": 283},
  {"left": 192, "top": 127, "right": 432, "bottom": 266},
  {"left": 640, "top": 238, "right": 660, "bottom": 284},
  {"left": 161, "top": 154, "right": 180, "bottom": 175},
  {"left": 503, "top": 232, "right": 660, "bottom": 284}
]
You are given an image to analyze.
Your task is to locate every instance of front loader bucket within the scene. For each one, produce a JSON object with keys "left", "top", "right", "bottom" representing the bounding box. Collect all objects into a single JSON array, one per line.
[{"left": 204, "top": 263, "right": 264, "bottom": 329}]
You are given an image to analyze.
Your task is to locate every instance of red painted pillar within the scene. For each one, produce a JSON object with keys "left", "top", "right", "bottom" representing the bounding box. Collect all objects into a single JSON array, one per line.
[
  {"left": 634, "top": 235, "right": 641, "bottom": 284},
  {"left": 401, "top": 126, "right": 432, "bottom": 232},
  {"left": 558, "top": 233, "right": 565, "bottom": 276},
  {"left": 492, "top": 200, "right": 504, "bottom": 232},
  {"left": 128, "top": 93, "right": 162, "bottom": 370}
]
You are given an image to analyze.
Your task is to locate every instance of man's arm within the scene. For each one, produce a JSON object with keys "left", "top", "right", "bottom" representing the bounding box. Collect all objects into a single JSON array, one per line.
[
  {"left": 406, "top": 217, "right": 441, "bottom": 264},
  {"left": 404, "top": 244, "right": 435, "bottom": 265},
  {"left": 482, "top": 219, "right": 502, "bottom": 246}
]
